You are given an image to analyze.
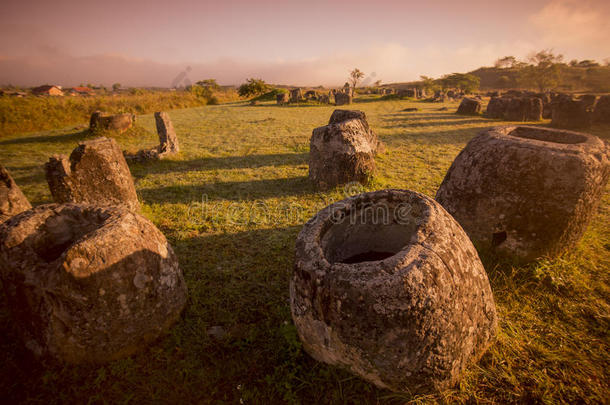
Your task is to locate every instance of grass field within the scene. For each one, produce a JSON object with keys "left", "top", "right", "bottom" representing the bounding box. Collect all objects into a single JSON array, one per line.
[{"left": 0, "top": 96, "right": 608, "bottom": 404}]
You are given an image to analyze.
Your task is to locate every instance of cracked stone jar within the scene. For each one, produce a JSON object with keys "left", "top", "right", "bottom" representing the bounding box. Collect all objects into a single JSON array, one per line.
[
  {"left": 436, "top": 126, "right": 610, "bottom": 261},
  {"left": 0, "top": 204, "right": 187, "bottom": 363},
  {"left": 290, "top": 189, "right": 497, "bottom": 394}
]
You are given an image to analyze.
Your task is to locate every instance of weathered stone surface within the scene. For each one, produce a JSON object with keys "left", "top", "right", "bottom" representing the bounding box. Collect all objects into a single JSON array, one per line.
[
  {"left": 436, "top": 126, "right": 610, "bottom": 261},
  {"left": 398, "top": 89, "right": 416, "bottom": 98},
  {"left": 328, "top": 109, "right": 382, "bottom": 154},
  {"left": 593, "top": 95, "right": 610, "bottom": 123},
  {"left": 486, "top": 97, "right": 542, "bottom": 121},
  {"left": 45, "top": 137, "right": 140, "bottom": 211},
  {"left": 318, "top": 94, "right": 330, "bottom": 104},
  {"left": 456, "top": 97, "right": 481, "bottom": 115},
  {"left": 154, "top": 112, "right": 179, "bottom": 155},
  {"left": 276, "top": 92, "right": 289, "bottom": 105},
  {"left": 89, "top": 111, "right": 135, "bottom": 133},
  {"left": 304, "top": 90, "right": 318, "bottom": 100},
  {"left": 290, "top": 189, "right": 497, "bottom": 394},
  {"left": 335, "top": 92, "right": 352, "bottom": 106},
  {"left": 309, "top": 118, "right": 375, "bottom": 189},
  {"left": 0, "top": 203, "right": 187, "bottom": 363},
  {"left": 290, "top": 88, "right": 303, "bottom": 103},
  {"left": 504, "top": 97, "right": 543, "bottom": 121},
  {"left": 551, "top": 98, "right": 591, "bottom": 129},
  {"left": 0, "top": 164, "right": 31, "bottom": 223},
  {"left": 578, "top": 94, "right": 597, "bottom": 111},
  {"left": 485, "top": 97, "right": 508, "bottom": 118}
]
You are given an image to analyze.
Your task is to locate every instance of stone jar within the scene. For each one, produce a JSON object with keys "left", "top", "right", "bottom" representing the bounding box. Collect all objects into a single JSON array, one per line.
[
  {"left": 290, "top": 189, "right": 497, "bottom": 394},
  {"left": 436, "top": 126, "right": 610, "bottom": 261},
  {"left": 0, "top": 164, "right": 32, "bottom": 223},
  {"left": 0, "top": 204, "right": 188, "bottom": 363}
]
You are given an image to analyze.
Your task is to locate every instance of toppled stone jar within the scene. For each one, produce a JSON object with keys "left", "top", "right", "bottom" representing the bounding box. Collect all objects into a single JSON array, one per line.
[
  {"left": 0, "top": 204, "right": 187, "bottom": 363},
  {"left": 436, "top": 126, "right": 610, "bottom": 261},
  {"left": 290, "top": 189, "right": 498, "bottom": 394},
  {"left": 0, "top": 164, "right": 31, "bottom": 223}
]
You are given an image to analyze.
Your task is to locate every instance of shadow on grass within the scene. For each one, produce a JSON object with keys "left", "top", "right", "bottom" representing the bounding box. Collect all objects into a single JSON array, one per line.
[
  {"left": 129, "top": 152, "right": 308, "bottom": 178},
  {"left": 381, "top": 125, "right": 497, "bottom": 147},
  {"left": 231, "top": 103, "right": 331, "bottom": 109},
  {"left": 381, "top": 112, "right": 483, "bottom": 121},
  {"left": 0, "top": 130, "right": 90, "bottom": 146},
  {"left": 0, "top": 224, "right": 385, "bottom": 404},
  {"left": 139, "top": 176, "right": 312, "bottom": 203},
  {"left": 383, "top": 118, "right": 491, "bottom": 128}
]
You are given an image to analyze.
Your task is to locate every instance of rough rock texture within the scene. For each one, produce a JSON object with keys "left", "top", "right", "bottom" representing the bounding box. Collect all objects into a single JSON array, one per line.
[
  {"left": 504, "top": 97, "right": 543, "bottom": 121},
  {"left": 578, "top": 95, "right": 597, "bottom": 111},
  {"left": 290, "top": 88, "right": 303, "bottom": 103},
  {"left": 309, "top": 118, "right": 376, "bottom": 189},
  {"left": 0, "top": 164, "right": 32, "bottom": 223},
  {"left": 436, "top": 126, "right": 610, "bottom": 261},
  {"left": 485, "top": 97, "right": 508, "bottom": 118},
  {"left": 328, "top": 109, "right": 383, "bottom": 154},
  {"left": 335, "top": 92, "right": 352, "bottom": 106},
  {"left": 486, "top": 97, "right": 542, "bottom": 121},
  {"left": 551, "top": 99, "right": 591, "bottom": 129},
  {"left": 0, "top": 204, "right": 187, "bottom": 363},
  {"left": 593, "top": 95, "right": 610, "bottom": 123},
  {"left": 89, "top": 111, "right": 135, "bottom": 133},
  {"left": 318, "top": 94, "right": 330, "bottom": 104},
  {"left": 398, "top": 89, "right": 417, "bottom": 98},
  {"left": 456, "top": 97, "right": 481, "bottom": 115},
  {"left": 45, "top": 137, "right": 140, "bottom": 211},
  {"left": 304, "top": 90, "right": 318, "bottom": 100},
  {"left": 290, "top": 189, "right": 497, "bottom": 394},
  {"left": 154, "top": 112, "right": 179, "bottom": 155},
  {"left": 276, "top": 92, "right": 289, "bottom": 105}
]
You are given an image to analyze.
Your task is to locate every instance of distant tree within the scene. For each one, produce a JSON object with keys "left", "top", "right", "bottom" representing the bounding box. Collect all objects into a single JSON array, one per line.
[
  {"left": 238, "top": 78, "right": 269, "bottom": 98},
  {"left": 112, "top": 83, "right": 121, "bottom": 91},
  {"left": 576, "top": 60, "right": 600, "bottom": 68},
  {"left": 196, "top": 79, "right": 220, "bottom": 90},
  {"left": 436, "top": 73, "right": 480, "bottom": 93},
  {"left": 419, "top": 75, "right": 436, "bottom": 92},
  {"left": 569, "top": 59, "right": 579, "bottom": 67},
  {"left": 373, "top": 80, "right": 382, "bottom": 87},
  {"left": 494, "top": 56, "right": 518, "bottom": 69},
  {"left": 349, "top": 68, "right": 365, "bottom": 96},
  {"left": 190, "top": 84, "right": 218, "bottom": 104},
  {"left": 498, "top": 75, "right": 512, "bottom": 88},
  {"left": 519, "top": 49, "right": 563, "bottom": 92}
]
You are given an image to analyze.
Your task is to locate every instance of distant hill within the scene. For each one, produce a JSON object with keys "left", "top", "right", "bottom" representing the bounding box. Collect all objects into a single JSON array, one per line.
[
  {"left": 383, "top": 65, "right": 610, "bottom": 94},
  {"left": 469, "top": 65, "right": 610, "bottom": 93}
]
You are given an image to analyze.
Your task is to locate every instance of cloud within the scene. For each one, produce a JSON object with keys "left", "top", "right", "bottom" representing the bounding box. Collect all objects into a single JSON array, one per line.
[
  {"left": 0, "top": 41, "right": 543, "bottom": 87},
  {"left": 530, "top": 0, "right": 610, "bottom": 55}
]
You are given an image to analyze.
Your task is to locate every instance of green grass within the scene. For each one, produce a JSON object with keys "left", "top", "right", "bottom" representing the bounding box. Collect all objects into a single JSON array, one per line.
[
  {"left": 0, "top": 97, "right": 608, "bottom": 404},
  {"left": 0, "top": 89, "right": 241, "bottom": 138}
]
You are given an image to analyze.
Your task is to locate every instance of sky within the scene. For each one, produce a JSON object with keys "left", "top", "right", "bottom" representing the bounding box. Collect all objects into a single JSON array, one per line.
[{"left": 0, "top": 0, "right": 609, "bottom": 87}]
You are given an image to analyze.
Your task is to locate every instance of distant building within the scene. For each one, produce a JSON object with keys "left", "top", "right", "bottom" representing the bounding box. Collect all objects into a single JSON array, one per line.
[
  {"left": 69, "top": 86, "right": 95, "bottom": 96},
  {"left": 32, "top": 85, "right": 63, "bottom": 96}
]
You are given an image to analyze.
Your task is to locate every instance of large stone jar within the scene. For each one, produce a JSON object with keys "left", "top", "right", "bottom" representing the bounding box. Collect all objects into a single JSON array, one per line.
[
  {"left": 290, "top": 189, "right": 497, "bottom": 393},
  {"left": 0, "top": 204, "right": 187, "bottom": 363},
  {"left": 436, "top": 126, "right": 609, "bottom": 261}
]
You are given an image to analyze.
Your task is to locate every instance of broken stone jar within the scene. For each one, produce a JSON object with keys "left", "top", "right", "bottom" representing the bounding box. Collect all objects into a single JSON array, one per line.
[
  {"left": 0, "top": 204, "right": 187, "bottom": 363},
  {"left": 290, "top": 189, "right": 497, "bottom": 394}
]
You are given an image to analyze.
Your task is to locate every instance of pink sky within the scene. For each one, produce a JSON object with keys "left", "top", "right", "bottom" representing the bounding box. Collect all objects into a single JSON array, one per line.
[{"left": 1, "top": 0, "right": 609, "bottom": 87}]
